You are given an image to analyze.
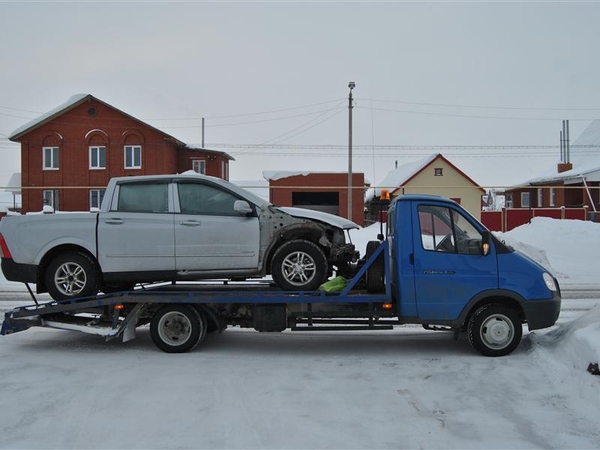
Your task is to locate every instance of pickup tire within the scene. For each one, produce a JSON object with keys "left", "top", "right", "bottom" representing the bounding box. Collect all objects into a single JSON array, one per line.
[
  {"left": 271, "top": 240, "right": 328, "bottom": 291},
  {"left": 468, "top": 304, "right": 523, "bottom": 357},
  {"left": 45, "top": 252, "right": 99, "bottom": 300},
  {"left": 365, "top": 241, "right": 385, "bottom": 293},
  {"left": 150, "top": 305, "right": 207, "bottom": 353}
]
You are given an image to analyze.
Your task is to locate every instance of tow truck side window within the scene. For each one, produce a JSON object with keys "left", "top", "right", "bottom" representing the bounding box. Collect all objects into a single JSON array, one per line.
[{"left": 418, "top": 205, "right": 482, "bottom": 255}]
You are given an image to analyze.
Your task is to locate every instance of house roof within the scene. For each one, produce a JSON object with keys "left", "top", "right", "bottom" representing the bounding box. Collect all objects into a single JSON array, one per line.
[
  {"left": 9, "top": 94, "right": 185, "bottom": 145},
  {"left": 9, "top": 94, "right": 234, "bottom": 161},
  {"left": 366, "top": 153, "right": 484, "bottom": 201},
  {"left": 182, "top": 145, "right": 236, "bottom": 161}
]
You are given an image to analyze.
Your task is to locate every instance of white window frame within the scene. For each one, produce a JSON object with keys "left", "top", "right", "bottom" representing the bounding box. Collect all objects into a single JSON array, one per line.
[
  {"left": 90, "top": 189, "right": 106, "bottom": 210},
  {"left": 42, "top": 189, "right": 60, "bottom": 210},
  {"left": 521, "top": 192, "right": 530, "bottom": 208},
  {"left": 192, "top": 159, "right": 206, "bottom": 174},
  {"left": 506, "top": 194, "right": 513, "bottom": 208},
  {"left": 550, "top": 188, "right": 556, "bottom": 207},
  {"left": 89, "top": 146, "right": 106, "bottom": 169},
  {"left": 221, "top": 160, "right": 228, "bottom": 180},
  {"left": 124, "top": 145, "right": 142, "bottom": 169},
  {"left": 537, "top": 188, "right": 543, "bottom": 207},
  {"left": 43, "top": 147, "right": 59, "bottom": 170}
]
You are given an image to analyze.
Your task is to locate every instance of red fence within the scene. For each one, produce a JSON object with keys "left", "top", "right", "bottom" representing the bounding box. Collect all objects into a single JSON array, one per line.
[{"left": 481, "top": 207, "right": 590, "bottom": 232}]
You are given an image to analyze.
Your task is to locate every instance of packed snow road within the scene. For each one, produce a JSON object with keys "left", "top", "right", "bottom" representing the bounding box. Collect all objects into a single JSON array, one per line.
[{"left": 0, "top": 287, "right": 598, "bottom": 449}]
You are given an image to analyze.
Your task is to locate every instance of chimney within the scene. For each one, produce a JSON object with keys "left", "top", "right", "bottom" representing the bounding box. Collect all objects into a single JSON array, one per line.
[{"left": 558, "top": 120, "right": 572, "bottom": 173}]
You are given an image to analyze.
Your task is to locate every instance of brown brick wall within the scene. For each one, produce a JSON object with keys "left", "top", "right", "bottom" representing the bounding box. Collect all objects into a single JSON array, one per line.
[{"left": 15, "top": 98, "right": 227, "bottom": 213}]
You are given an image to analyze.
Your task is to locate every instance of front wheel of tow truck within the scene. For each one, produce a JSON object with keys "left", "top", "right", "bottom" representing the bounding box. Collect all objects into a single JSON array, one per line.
[
  {"left": 467, "top": 304, "right": 523, "bottom": 357},
  {"left": 150, "top": 305, "right": 207, "bottom": 353}
]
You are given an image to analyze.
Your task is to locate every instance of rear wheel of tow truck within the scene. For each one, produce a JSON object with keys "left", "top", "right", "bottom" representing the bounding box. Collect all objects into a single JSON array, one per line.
[
  {"left": 467, "top": 304, "right": 522, "bottom": 357},
  {"left": 365, "top": 241, "right": 385, "bottom": 293},
  {"left": 271, "top": 240, "right": 328, "bottom": 291},
  {"left": 150, "top": 305, "right": 207, "bottom": 353},
  {"left": 45, "top": 251, "right": 99, "bottom": 300}
]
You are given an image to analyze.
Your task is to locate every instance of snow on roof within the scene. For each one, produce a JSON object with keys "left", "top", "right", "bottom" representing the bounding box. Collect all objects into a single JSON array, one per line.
[
  {"left": 4, "top": 172, "right": 21, "bottom": 195},
  {"left": 365, "top": 154, "right": 439, "bottom": 202},
  {"left": 9, "top": 94, "right": 88, "bottom": 139},
  {"left": 262, "top": 170, "right": 315, "bottom": 181}
]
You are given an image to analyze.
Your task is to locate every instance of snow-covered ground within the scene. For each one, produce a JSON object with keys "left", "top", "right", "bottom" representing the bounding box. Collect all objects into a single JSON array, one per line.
[{"left": 0, "top": 218, "right": 599, "bottom": 449}]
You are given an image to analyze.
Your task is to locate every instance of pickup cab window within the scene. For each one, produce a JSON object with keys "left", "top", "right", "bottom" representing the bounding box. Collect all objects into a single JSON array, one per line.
[
  {"left": 116, "top": 182, "right": 169, "bottom": 213},
  {"left": 418, "top": 205, "right": 482, "bottom": 255},
  {"left": 177, "top": 182, "right": 244, "bottom": 216}
]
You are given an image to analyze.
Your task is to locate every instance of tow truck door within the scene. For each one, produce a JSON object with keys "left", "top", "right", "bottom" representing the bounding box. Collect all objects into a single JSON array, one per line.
[{"left": 411, "top": 202, "right": 498, "bottom": 321}]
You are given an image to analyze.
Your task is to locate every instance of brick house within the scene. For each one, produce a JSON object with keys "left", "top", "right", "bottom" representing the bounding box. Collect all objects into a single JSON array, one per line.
[
  {"left": 9, "top": 94, "right": 233, "bottom": 213},
  {"left": 367, "top": 154, "right": 485, "bottom": 221},
  {"left": 504, "top": 119, "right": 600, "bottom": 213},
  {"left": 503, "top": 162, "right": 600, "bottom": 210},
  {"left": 264, "top": 171, "right": 366, "bottom": 226}
]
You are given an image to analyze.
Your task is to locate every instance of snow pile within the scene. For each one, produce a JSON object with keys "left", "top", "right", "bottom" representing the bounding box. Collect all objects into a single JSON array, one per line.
[{"left": 498, "top": 217, "right": 600, "bottom": 287}]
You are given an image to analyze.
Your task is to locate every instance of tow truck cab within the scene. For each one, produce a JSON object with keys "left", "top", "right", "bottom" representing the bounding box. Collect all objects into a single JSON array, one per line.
[{"left": 389, "top": 195, "right": 561, "bottom": 337}]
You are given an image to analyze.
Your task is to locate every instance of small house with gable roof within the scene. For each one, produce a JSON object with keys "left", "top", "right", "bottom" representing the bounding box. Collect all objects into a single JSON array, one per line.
[{"left": 367, "top": 153, "right": 485, "bottom": 220}]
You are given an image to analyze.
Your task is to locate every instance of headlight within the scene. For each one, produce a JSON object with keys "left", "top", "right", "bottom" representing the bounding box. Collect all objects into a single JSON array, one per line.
[{"left": 543, "top": 272, "right": 557, "bottom": 291}]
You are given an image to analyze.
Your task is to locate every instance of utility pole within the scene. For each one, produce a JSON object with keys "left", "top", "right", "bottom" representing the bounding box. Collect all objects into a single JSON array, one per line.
[
  {"left": 202, "top": 117, "right": 205, "bottom": 147},
  {"left": 348, "top": 81, "right": 355, "bottom": 222}
]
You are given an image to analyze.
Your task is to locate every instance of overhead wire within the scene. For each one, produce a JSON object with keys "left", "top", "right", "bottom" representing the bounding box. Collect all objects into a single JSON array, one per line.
[{"left": 355, "top": 98, "right": 600, "bottom": 112}]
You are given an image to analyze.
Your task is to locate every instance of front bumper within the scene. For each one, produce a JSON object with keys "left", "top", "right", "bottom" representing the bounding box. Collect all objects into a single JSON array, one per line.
[{"left": 522, "top": 289, "right": 561, "bottom": 331}]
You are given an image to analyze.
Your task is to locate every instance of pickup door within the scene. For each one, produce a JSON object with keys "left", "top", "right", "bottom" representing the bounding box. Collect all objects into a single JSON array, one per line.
[
  {"left": 97, "top": 180, "right": 176, "bottom": 272},
  {"left": 174, "top": 180, "right": 260, "bottom": 271}
]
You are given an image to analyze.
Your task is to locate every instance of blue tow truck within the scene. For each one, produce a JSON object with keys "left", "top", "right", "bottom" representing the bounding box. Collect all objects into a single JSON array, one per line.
[{"left": 0, "top": 195, "right": 561, "bottom": 356}]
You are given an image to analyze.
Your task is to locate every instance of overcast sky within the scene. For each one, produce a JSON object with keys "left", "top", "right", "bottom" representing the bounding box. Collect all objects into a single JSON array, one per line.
[{"left": 1, "top": 1, "right": 599, "bottom": 191}]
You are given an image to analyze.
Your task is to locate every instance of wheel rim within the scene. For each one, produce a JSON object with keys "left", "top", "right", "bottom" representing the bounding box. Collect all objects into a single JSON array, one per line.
[
  {"left": 281, "top": 251, "right": 317, "bottom": 287},
  {"left": 157, "top": 311, "right": 192, "bottom": 346},
  {"left": 54, "top": 262, "right": 87, "bottom": 296},
  {"left": 480, "top": 313, "right": 514, "bottom": 350}
]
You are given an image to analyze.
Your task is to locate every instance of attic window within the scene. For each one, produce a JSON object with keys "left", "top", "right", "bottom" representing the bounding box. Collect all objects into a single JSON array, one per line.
[
  {"left": 434, "top": 168, "right": 443, "bottom": 176},
  {"left": 87, "top": 107, "right": 97, "bottom": 117}
]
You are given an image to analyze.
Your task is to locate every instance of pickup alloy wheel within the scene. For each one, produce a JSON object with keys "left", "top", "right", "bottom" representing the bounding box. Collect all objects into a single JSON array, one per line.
[
  {"left": 271, "top": 240, "right": 328, "bottom": 291},
  {"left": 45, "top": 252, "right": 99, "bottom": 301}
]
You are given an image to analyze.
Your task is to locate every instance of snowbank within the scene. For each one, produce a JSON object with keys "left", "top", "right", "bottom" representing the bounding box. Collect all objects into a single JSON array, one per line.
[{"left": 498, "top": 217, "right": 600, "bottom": 287}]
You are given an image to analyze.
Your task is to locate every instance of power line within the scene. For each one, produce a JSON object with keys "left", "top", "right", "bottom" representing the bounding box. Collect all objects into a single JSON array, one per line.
[
  {"left": 255, "top": 100, "right": 347, "bottom": 148},
  {"left": 356, "top": 98, "right": 600, "bottom": 112},
  {"left": 203, "top": 98, "right": 344, "bottom": 119},
  {"left": 207, "top": 143, "right": 598, "bottom": 150},
  {"left": 357, "top": 106, "right": 597, "bottom": 121}
]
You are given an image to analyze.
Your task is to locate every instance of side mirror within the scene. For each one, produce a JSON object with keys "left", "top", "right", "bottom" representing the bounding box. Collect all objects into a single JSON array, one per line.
[
  {"left": 481, "top": 231, "right": 491, "bottom": 256},
  {"left": 234, "top": 200, "right": 253, "bottom": 216}
]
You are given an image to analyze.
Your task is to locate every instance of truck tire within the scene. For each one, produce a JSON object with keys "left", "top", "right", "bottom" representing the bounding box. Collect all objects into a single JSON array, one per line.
[
  {"left": 271, "top": 240, "right": 328, "bottom": 291},
  {"left": 150, "top": 305, "right": 207, "bottom": 353},
  {"left": 468, "top": 304, "right": 523, "bottom": 357},
  {"left": 365, "top": 241, "right": 385, "bottom": 293},
  {"left": 45, "top": 251, "right": 99, "bottom": 300}
]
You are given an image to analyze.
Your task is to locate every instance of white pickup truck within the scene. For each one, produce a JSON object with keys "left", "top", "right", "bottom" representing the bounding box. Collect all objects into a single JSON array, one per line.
[{"left": 0, "top": 173, "right": 359, "bottom": 300}]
